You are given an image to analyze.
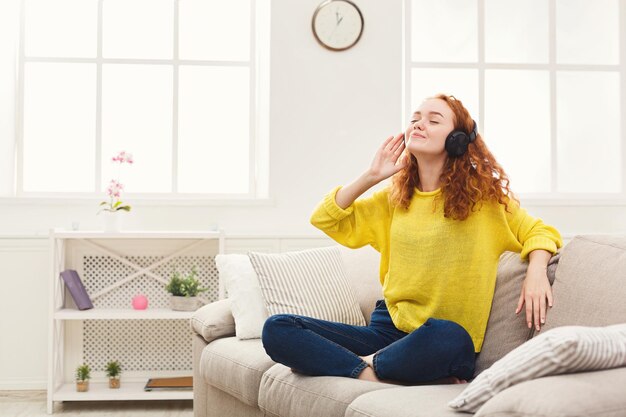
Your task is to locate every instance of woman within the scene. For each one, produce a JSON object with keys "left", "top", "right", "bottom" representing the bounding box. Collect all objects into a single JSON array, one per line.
[{"left": 261, "top": 94, "right": 562, "bottom": 385}]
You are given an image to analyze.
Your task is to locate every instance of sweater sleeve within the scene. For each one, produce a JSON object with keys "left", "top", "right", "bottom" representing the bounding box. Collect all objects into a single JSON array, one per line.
[
  {"left": 504, "top": 198, "right": 563, "bottom": 260},
  {"left": 309, "top": 185, "right": 392, "bottom": 251}
]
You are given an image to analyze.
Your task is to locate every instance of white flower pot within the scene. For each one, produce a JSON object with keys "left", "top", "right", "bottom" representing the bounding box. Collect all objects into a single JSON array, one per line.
[
  {"left": 170, "top": 295, "right": 199, "bottom": 311},
  {"left": 102, "top": 211, "right": 124, "bottom": 233}
]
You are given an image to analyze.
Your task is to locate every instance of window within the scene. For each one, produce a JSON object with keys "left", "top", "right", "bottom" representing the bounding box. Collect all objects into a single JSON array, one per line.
[
  {"left": 17, "top": 0, "right": 269, "bottom": 200},
  {"left": 405, "top": 0, "right": 623, "bottom": 201}
]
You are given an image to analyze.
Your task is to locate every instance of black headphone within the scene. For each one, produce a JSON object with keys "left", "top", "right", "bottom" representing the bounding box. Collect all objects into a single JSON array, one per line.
[{"left": 445, "top": 120, "right": 478, "bottom": 158}]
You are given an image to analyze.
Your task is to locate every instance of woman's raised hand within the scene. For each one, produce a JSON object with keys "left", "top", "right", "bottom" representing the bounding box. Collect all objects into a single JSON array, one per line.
[{"left": 368, "top": 133, "right": 408, "bottom": 182}]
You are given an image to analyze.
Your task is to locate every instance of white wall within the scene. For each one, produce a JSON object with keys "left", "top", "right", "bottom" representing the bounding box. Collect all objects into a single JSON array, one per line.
[
  {"left": 0, "top": 0, "right": 403, "bottom": 237},
  {"left": 0, "top": 0, "right": 624, "bottom": 237},
  {"left": 0, "top": 0, "right": 624, "bottom": 389}
]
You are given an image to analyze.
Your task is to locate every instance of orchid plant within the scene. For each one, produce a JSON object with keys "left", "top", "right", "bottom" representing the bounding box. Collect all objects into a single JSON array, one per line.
[{"left": 98, "top": 151, "right": 134, "bottom": 214}]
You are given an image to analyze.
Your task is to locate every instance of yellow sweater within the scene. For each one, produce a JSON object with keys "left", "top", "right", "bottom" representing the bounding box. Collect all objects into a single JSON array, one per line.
[{"left": 310, "top": 185, "right": 562, "bottom": 352}]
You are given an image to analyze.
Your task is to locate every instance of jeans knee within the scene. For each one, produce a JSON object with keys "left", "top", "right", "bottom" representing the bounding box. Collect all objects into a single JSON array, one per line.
[
  {"left": 425, "top": 319, "right": 475, "bottom": 368},
  {"left": 261, "top": 314, "right": 293, "bottom": 351},
  {"left": 426, "top": 319, "right": 473, "bottom": 347}
]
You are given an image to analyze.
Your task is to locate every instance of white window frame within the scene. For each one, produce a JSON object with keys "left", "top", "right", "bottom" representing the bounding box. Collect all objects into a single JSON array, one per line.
[
  {"left": 403, "top": 0, "right": 626, "bottom": 206},
  {"left": 11, "top": 0, "right": 271, "bottom": 206}
]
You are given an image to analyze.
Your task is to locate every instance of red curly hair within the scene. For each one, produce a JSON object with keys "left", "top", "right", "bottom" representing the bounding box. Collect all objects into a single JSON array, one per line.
[{"left": 390, "top": 94, "right": 517, "bottom": 220}]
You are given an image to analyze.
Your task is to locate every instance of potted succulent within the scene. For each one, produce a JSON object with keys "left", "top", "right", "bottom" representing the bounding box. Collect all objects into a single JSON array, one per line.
[
  {"left": 105, "top": 360, "right": 121, "bottom": 389},
  {"left": 75, "top": 364, "right": 90, "bottom": 392},
  {"left": 165, "top": 266, "right": 207, "bottom": 311}
]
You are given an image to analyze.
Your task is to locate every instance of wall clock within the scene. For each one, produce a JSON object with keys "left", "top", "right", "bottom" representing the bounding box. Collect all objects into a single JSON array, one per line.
[{"left": 312, "top": 0, "right": 364, "bottom": 51}]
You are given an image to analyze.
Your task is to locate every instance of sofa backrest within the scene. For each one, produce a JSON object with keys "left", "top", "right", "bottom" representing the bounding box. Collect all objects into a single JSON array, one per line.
[
  {"left": 337, "top": 244, "right": 383, "bottom": 324},
  {"left": 539, "top": 235, "right": 626, "bottom": 333},
  {"left": 474, "top": 251, "right": 559, "bottom": 375}
]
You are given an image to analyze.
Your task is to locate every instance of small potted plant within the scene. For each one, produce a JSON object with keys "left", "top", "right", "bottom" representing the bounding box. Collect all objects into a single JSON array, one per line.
[
  {"left": 105, "top": 360, "right": 122, "bottom": 389},
  {"left": 75, "top": 364, "right": 90, "bottom": 392},
  {"left": 165, "top": 266, "right": 207, "bottom": 311}
]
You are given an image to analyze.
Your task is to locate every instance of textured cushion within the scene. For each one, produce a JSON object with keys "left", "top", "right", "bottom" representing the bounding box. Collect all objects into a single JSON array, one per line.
[
  {"left": 248, "top": 246, "right": 366, "bottom": 325},
  {"left": 215, "top": 254, "right": 269, "bottom": 339},
  {"left": 190, "top": 298, "right": 235, "bottom": 342},
  {"left": 346, "top": 385, "right": 466, "bottom": 417},
  {"left": 474, "top": 366, "right": 626, "bottom": 417},
  {"left": 448, "top": 323, "right": 626, "bottom": 413},
  {"left": 258, "top": 363, "right": 392, "bottom": 417},
  {"left": 474, "top": 251, "right": 560, "bottom": 376},
  {"left": 199, "top": 337, "right": 275, "bottom": 407},
  {"left": 540, "top": 235, "right": 626, "bottom": 331}
]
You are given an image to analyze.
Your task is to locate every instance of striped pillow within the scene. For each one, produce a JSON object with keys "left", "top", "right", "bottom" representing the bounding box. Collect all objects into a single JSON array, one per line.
[
  {"left": 247, "top": 246, "right": 366, "bottom": 326},
  {"left": 448, "top": 323, "right": 626, "bottom": 413}
]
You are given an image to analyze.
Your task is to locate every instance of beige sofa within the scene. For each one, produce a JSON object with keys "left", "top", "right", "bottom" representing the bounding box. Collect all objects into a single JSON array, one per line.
[{"left": 191, "top": 235, "right": 626, "bottom": 417}]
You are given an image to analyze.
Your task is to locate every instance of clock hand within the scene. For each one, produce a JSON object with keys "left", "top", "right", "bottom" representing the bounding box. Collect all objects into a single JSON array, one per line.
[{"left": 337, "top": 16, "right": 343, "bottom": 25}]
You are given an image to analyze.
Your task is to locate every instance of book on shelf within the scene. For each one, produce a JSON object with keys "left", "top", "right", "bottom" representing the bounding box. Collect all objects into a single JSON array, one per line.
[
  {"left": 59, "top": 269, "right": 94, "bottom": 310},
  {"left": 144, "top": 376, "right": 193, "bottom": 391}
]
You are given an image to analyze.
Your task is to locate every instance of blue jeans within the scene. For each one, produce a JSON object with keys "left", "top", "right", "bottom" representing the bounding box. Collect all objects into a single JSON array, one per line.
[{"left": 261, "top": 300, "right": 476, "bottom": 384}]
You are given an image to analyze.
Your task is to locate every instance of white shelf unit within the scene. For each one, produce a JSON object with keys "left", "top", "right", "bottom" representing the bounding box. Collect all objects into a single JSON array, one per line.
[{"left": 47, "top": 229, "right": 224, "bottom": 414}]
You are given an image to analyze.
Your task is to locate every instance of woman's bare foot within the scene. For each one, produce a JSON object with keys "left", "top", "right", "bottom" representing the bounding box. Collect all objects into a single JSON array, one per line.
[
  {"left": 361, "top": 354, "right": 375, "bottom": 367},
  {"left": 357, "top": 365, "right": 381, "bottom": 382},
  {"left": 357, "top": 354, "right": 383, "bottom": 382}
]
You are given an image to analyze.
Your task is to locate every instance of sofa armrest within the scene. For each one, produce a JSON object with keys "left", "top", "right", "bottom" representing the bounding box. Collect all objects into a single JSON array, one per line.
[
  {"left": 474, "top": 366, "right": 626, "bottom": 417},
  {"left": 190, "top": 298, "right": 236, "bottom": 343}
]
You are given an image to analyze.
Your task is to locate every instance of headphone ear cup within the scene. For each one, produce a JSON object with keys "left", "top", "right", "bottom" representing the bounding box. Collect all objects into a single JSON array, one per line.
[{"left": 445, "top": 131, "right": 469, "bottom": 157}]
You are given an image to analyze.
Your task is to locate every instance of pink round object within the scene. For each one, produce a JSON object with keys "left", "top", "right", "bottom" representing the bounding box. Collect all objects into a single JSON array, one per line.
[{"left": 132, "top": 295, "right": 148, "bottom": 310}]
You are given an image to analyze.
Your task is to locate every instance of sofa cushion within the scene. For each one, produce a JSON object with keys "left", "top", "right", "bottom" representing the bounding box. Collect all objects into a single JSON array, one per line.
[
  {"left": 448, "top": 323, "right": 626, "bottom": 413},
  {"left": 541, "top": 235, "right": 626, "bottom": 331},
  {"left": 474, "top": 366, "right": 626, "bottom": 417},
  {"left": 258, "top": 363, "right": 393, "bottom": 417},
  {"left": 190, "top": 298, "right": 236, "bottom": 342},
  {"left": 345, "top": 385, "right": 467, "bottom": 417},
  {"left": 199, "top": 337, "right": 275, "bottom": 407},
  {"left": 474, "top": 251, "right": 560, "bottom": 376},
  {"left": 248, "top": 246, "right": 366, "bottom": 326}
]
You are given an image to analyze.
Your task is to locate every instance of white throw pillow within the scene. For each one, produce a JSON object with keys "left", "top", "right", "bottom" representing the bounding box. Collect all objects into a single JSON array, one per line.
[
  {"left": 214, "top": 254, "right": 269, "bottom": 340},
  {"left": 248, "top": 246, "right": 366, "bottom": 326},
  {"left": 448, "top": 323, "right": 626, "bottom": 413}
]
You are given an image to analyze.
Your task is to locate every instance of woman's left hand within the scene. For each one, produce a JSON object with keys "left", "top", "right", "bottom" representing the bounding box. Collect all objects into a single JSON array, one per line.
[{"left": 515, "top": 264, "right": 553, "bottom": 332}]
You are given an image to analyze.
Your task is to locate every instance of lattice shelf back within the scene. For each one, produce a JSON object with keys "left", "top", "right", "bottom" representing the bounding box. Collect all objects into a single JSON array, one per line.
[
  {"left": 84, "top": 320, "right": 192, "bottom": 371},
  {"left": 71, "top": 239, "right": 220, "bottom": 373},
  {"left": 82, "top": 255, "right": 219, "bottom": 308}
]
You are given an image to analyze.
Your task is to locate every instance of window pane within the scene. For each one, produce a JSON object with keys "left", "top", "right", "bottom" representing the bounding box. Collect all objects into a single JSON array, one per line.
[
  {"left": 103, "top": 0, "right": 174, "bottom": 59},
  {"left": 411, "top": 0, "right": 477, "bottom": 63},
  {"left": 23, "top": 63, "right": 96, "bottom": 192},
  {"left": 178, "top": 66, "right": 249, "bottom": 194},
  {"left": 485, "top": 70, "right": 550, "bottom": 193},
  {"left": 410, "top": 69, "right": 479, "bottom": 119},
  {"left": 556, "top": 71, "right": 620, "bottom": 192},
  {"left": 25, "top": 0, "right": 97, "bottom": 58},
  {"left": 556, "top": 0, "right": 618, "bottom": 65},
  {"left": 179, "top": 0, "right": 250, "bottom": 61},
  {"left": 102, "top": 64, "right": 173, "bottom": 193},
  {"left": 485, "top": 0, "right": 548, "bottom": 64}
]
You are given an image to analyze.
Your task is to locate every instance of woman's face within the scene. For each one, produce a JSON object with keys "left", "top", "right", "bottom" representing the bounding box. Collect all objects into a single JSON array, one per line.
[{"left": 404, "top": 98, "right": 456, "bottom": 159}]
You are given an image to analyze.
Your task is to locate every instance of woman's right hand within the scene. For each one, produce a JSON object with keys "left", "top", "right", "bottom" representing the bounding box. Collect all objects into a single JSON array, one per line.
[
  {"left": 368, "top": 133, "right": 408, "bottom": 182},
  {"left": 333, "top": 133, "right": 407, "bottom": 209}
]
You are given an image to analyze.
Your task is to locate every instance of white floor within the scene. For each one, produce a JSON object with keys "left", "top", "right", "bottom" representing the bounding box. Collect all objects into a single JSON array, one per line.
[{"left": 0, "top": 391, "right": 193, "bottom": 417}]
